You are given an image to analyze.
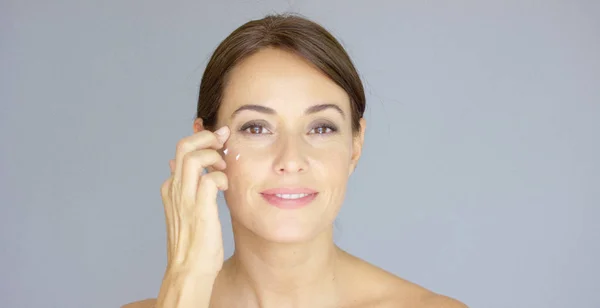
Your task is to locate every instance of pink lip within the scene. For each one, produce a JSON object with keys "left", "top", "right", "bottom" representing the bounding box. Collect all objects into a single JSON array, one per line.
[{"left": 260, "top": 188, "right": 318, "bottom": 209}]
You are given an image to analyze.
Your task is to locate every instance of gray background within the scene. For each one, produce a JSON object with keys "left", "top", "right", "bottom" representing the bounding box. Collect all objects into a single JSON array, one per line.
[{"left": 1, "top": 1, "right": 598, "bottom": 307}]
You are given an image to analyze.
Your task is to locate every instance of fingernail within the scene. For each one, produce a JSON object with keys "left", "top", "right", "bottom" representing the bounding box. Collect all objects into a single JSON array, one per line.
[
  {"left": 215, "top": 126, "right": 228, "bottom": 136},
  {"left": 214, "top": 126, "right": 229, "bottom": 142}
]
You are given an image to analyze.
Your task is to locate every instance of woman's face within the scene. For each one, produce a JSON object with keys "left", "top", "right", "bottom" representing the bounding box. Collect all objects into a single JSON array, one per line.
[{"left": 211, "top": 47, "right": 365, "bottom": 243}]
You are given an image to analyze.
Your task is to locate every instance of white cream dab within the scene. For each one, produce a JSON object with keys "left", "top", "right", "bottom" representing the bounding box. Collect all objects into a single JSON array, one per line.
[{"left": 222, "top": 147, "right": 239, "bottom": 160}]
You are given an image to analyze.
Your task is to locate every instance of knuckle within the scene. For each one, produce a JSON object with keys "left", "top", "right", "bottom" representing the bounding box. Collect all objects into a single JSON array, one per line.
[
  {"left": 199, "top": 129, "right": 218, "bottom": 142},
  {"left": 183, "top": 149, "right": 220, "bottom": 167},
  {"left": 160, "top": 178, "right": 172, "bottom": 195},
  {"left": 175, "top": 139, "right": 193, "bottom": 154},
  {"left": 205, "top": 170, "right": 221, "bottom": 177},
  {"left": 198, "top": 172, "right": 214, "bottom": 185},
  {"left": 205, "top": 171, "right": 227, "bottom": 185},
  {"left": 181, "top": 150, "right": 196, "bottom": 165},
  {"left": 198, "top": 129, "right": 211, "bottom": 135},
  {"left": 175, "top": 132, "right": 217, "bottom": 156},
  {"left": 205, "top": 149, "right": 221, "bottom": 161},
  {"left": 198, "top": 171, "right": 222, "bottom": 188},
  {"left": 212, "top": 170, "right": 227, "bottom": 180}
]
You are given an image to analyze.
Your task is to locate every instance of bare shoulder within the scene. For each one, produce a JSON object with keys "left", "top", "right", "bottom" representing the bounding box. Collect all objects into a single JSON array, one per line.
[
  {"left": 121, "top": 298, "right": 156, "bottom": 308},
  {"left": 339, "top": 250, "right": 467, "bottom": 308},
  {"left": 382, "top": 275, "right": 467, "bottom": 308},
  {"left": 376, "top": 277, "right": 467, "bottom": 308},
  {"left": 416, "top": 293, "right": 468, "bottom": 308}
]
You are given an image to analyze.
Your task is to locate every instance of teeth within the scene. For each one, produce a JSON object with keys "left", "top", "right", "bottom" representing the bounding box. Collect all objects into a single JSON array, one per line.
[{"left": 275, "top": 193, "right": 310, "bottom": 199}]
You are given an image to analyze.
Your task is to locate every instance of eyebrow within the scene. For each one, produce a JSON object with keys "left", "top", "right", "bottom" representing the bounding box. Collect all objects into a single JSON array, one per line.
[{"left": 230, "top": 103, "right": 345, "bottom": 119}]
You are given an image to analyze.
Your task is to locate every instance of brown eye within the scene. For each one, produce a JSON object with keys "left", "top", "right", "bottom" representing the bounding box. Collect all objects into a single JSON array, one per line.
[
  {"left": 246, "top": 125, "right": 266, "bottom": 134},
  {"left": 240, "top": 121, "right": 271, "bottom": 135},
  {"left": 316, "top": 127, "right": 329, "bottom": 134},
  {"left": 309, "top": 125, "right": 336, "bottom": 135},
  {"left": 250, "top": 126, "right": 261, "bottom": 134}
]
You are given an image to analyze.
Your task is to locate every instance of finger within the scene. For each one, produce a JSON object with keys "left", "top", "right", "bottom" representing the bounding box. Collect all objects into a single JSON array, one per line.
[
  {"left": 169, "top": 159, "right": 175, "bottom": 175},
  {"left": 196, "top": 171, "right": 228, "bottom": 219},
  {"left": 160, "top": 178, "right": 173, "bottom": 224},
  {"left": 205, "top": 158, "right": 227, "bottom": 173},
  {"left": 181, "top": 149, "right": 227, "bottom": 203},
  {"left": 160, "top": 177, "right": 177, "bottom": 262},
  {"left": 174, "top": 126, "right": 230, "bottom": 185}
]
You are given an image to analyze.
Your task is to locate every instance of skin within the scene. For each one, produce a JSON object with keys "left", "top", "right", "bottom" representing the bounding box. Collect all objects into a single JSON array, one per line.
[{"left": 123, "top": 48, "right": 467, "bottom": 308}]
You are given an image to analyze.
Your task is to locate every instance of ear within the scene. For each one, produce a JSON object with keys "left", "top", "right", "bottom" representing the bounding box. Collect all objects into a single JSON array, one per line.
[
  {"left": 348, "top": 118, "right": 366, "bottom": 176},
  {"left": 193, "top": 118, "right": 217, "bottom": 172},
  {"left": 193, "top": 117, "right": 205, "bottom": 133}
]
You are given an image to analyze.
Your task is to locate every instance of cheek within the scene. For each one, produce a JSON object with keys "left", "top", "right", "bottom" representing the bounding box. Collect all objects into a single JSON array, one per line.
[
  {"left": 221, "top": 147, "right": 273, "bottom": 217},
  {"left": 310, "top": 148, "right": 351, "bottom": 178},
  {"left": 221, "top": 146, "right": 271, "bottom": 194},
  {"left": 311, "top": 148, "right": 352, "bottom": 199},
  {"left": 311, "top": 137, "right": 353, "bottom": 171},
  {"left": 310, "top": 140, "right": 353, "bottom": 203}
]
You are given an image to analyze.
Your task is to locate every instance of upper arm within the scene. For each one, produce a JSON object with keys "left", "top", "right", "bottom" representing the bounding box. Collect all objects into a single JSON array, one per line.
[{"left": 121, "top": 298, "right": 156, "bottom": 308}]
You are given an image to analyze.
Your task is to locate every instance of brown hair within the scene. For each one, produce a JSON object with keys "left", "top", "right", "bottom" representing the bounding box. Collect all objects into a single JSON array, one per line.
[{"left": 196, "top": 13, "right": 366, "bottom": 133}]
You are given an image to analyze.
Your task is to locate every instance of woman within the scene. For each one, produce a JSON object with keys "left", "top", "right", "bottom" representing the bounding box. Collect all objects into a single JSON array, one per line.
[{"left": 124, "top": 14, "right": 467, "bottom": 308}]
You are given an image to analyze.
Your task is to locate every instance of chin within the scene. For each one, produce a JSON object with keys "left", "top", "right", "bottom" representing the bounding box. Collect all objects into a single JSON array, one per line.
[
  {"left": 229, "top": 209, "right": 330, "bottom": 243},
  {"left": 257, "top": 223, "right": 321, "bottom": 243}
]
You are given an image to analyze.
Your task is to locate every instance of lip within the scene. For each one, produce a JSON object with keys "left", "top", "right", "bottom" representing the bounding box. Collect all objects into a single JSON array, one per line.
[{"left": 260, "top": 188, "right": 318, "bottom": 209}]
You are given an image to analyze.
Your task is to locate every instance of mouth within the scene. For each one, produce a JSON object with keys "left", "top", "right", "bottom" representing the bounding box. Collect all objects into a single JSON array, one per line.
[{"left": 260, "top": 188, "right": 318, "bottom": 209}]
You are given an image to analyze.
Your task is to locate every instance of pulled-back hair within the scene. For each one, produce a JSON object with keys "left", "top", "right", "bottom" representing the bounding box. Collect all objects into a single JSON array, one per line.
[{"left": 196, "top": 13, "right": 366, "bottom": 133}]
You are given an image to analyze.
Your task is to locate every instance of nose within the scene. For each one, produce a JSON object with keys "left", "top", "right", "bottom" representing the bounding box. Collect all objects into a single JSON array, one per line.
[{"left": 273, "top": 138, "right": 308, "bottom": 175}]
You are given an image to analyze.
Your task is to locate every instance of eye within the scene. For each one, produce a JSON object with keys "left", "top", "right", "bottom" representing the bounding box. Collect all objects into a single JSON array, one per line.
[
  {"left": 240, "top": 121, "right": 271, "bottom": 135},
  {"left": 309, "top": 124, "right": 337, "bottom": 135}
]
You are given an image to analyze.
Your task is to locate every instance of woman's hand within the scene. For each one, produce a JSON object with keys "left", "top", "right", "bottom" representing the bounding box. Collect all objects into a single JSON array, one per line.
[{"left": 156, "top": 126, "right": 230, "bottom": 307}]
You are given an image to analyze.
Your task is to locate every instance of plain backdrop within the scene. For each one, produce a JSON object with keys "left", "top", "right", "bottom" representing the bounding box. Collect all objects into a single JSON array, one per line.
[{"left": 1, "top": 1, "right": 599, "bottom": 307}]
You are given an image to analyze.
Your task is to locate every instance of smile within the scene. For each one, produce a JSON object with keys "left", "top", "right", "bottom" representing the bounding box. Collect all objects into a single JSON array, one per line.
[
  {"left": 260, "top": 188, "right": 318, "bottom": 209},
  {"left": 275, "top": 193, "right": 312, "bottom": 199}
]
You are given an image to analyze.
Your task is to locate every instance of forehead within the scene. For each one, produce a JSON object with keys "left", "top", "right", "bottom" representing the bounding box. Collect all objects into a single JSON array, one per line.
[{"left": 219, "top": 47, "right": 350, "bottom": 116}]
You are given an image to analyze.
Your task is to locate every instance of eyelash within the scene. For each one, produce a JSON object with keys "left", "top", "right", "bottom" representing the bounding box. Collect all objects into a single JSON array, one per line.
[
  {"left": 239, "top": 121, "right": 338, "bottom": 135},
  {"left": 239, "top": 121, "right": 270, "bottom": 135},
  {"left": 309, "top": 123, "right": 337, "bottom": 135}
]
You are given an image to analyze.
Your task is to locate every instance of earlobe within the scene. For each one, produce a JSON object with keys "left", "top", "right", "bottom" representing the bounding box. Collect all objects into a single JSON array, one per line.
[{"left": 349, "top": 118, "right": 366, "bottom": 176}]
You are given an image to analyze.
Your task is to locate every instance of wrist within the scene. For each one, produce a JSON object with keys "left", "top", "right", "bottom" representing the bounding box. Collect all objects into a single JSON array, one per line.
[
  {"left": 165, "top": 264, "right": 220, "bottom": 281},
  {"left": 157, "top": 267, "right": 218, "bottom": 308}
]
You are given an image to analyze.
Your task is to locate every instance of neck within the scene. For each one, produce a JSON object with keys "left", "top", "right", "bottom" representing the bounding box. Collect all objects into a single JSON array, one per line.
[{"left": 225, "top": 220, "right": 342, "bottom": 307}]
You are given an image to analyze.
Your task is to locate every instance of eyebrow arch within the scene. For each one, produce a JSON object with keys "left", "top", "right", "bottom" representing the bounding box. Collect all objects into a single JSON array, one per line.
[
  {"left": 306, "top": 104, "right": 345, "bottom": 118},
  {"left": 230, "top": 104, "right": 275, "bottom": 119},
  {"left": 231, "top": 103, "right": 345, "bottom": 119}
]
